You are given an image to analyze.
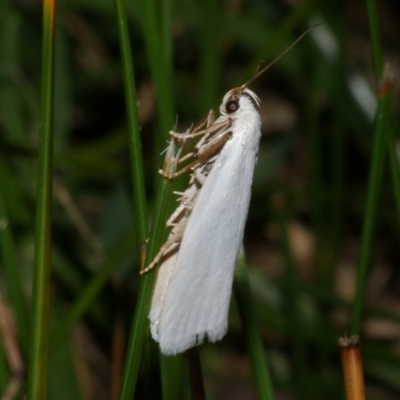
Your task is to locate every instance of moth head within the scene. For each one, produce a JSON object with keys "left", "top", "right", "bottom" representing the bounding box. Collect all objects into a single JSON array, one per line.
[
  {"left": 220, "top": 87, "right": 261, "bottom": 117},
  {"left": 220, "top": 24, "right": 323, "bottom": 118}
]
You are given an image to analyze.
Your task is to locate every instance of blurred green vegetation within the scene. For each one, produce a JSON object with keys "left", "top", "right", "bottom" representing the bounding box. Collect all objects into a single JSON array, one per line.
[{"left": 0, "top": 0, "right": 400, "bottom": 399}]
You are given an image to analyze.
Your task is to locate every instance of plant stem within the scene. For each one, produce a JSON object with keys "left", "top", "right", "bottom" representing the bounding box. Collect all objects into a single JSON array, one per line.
[
  {"left": 113, "top": 0, "right": 148, "bottom": 246},
  {"left": 27, "top": 0, "right": 56, "bottom": 398},
  {"left": 234, "top": 256, "right": 275, "bottom": 400},
  {"left": 350, "top": 91, "right": 392, "bottom": 334}
]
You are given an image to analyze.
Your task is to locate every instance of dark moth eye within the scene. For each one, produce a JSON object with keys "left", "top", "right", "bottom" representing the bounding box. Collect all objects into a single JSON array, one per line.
[{"left": 225, "top": 99, "right": 239, "bottom": 114}]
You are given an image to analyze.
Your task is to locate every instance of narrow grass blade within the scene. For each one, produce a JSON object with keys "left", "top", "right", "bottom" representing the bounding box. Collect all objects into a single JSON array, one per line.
[
  {"left": 27, "top": 0, "right": 56, "bottom": 398},
  {"left": 234, "top": 255, "right": 274, "bottom": 400},
  {"left": 139, "top": 0, "right": 175, "bottom": 139},
  {"left": 113, "top": 0, "right": 160, "bottom": 396},
  {"left": 152, "top": 3, "right": 185, "bottom": 396},
  {"left": 118, "top": 178, "right": 175, "bottom": 400},
  {"left": 160, "top": 354, "right": 184, "bottom": 400},
  {"left": 365, "top": 0, "right": 383, "bottom": 77},
  {"left": 350, "top": 79, "right": 393, "bottom": 335},
  {"left": 186, "top": 348, "right": 206, "bottom": 400},
  {"left": 113, "top": 0, "right": 148, "bottom": 246},
  {"left": 365, "top": 0, "right": 400, "bottom": 230},
  {"left": 350, "top": 0, "right": 394, "bottom": 334},
  {"left": 117, "top": 0, "right": 183, "bottom": 397},
  {"left": 151, "top": 1, "right": 185, "bottom": 396}
]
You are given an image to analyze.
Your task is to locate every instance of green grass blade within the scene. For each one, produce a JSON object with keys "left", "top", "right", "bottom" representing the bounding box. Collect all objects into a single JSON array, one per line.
[
  {"left": 350, "top": 0, "right": 393, "bottom": 335},
  {"left": 234, "top": 256, "right": 274, "bottom": 400},
  {"left": 186, "top": 348, "right": 206, "bottom": 400},
  {"left": 139, "top": 0, "right": 175, "bottom": 139},
  {"left": 113, "top": 0, "right": 148, "bottom": 246},
  {"left": 113, "top": 0, "right": 159, "bottom": 395},
  {"left": 159, "top": 354, "right": 184, "bottom": 399},
  {"left": 350, "top": 91, "right": 392, "bottom": 334},
  {"left": 365, "top": 0, "right": 400, "bottom": 229},
  {"left": 156, "top": 3, "right": 186, "bottom": 397},
  {"left": 27, "top": 0, "right": 57, "bottom": 398},
  {"left": 117, "top": 0, "right": 183, "bottom": 397},
  {"left": 153, "top": 1, "right": 186, "bottom": 397},
  {"left": 118, "top": 177, "right": 175, "bottom": 400},
  {"left": 365, "top": 0, "right": 383, "bottom": 77}
]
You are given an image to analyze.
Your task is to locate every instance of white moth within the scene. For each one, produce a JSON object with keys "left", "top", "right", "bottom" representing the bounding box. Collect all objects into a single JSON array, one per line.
[{"left": 142, "top": 27, "right": 319, "bottom": 356}]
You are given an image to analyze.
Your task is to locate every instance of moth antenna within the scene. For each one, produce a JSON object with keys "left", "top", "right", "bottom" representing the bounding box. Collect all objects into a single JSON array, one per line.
[
  {"left": 173, "top": 114, "right": 179, "bottom": 131},
  {"left": 243, "top": 23, "right": 325, "bottom": 89}
]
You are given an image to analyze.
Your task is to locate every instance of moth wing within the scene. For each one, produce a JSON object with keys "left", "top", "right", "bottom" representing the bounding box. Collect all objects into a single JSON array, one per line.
[
  {"left": 157, "top": 116, "right": 260, "bottom": 355},
  {"left": 149, "top": 248, "right": 178, "bottom": 341}
]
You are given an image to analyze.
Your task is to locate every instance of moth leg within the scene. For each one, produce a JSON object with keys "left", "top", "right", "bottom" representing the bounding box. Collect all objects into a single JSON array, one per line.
[
  {"left": 197, "top": 130, "right": 233, "bottom": 160},
  {"left": 190, "top": 110, "right": 212, "bottom": 134},
  {"left": 160, "top": 130, "right": 232, "bottom": 179},
  {"left": 206, "top": 109, "right": 216, "bottom": 126},
  {"left": 174, "top": 191, "right": 195, "bottom": 202},
  {"left": 165, "top": 118, "right": 230, "bottom": 176},
  {"left": 194, "top": 168, "right": 208, "bottom": 185},
  {"left": 140, "top": 241, "right": 180, "bottom": 274},
  {"left": 177, "top": 151, "right": 195, "bottom": 164},
  {"left": 174, "top": 192, "right": 196, "bottom": 202},
  {"left": 168, "top": 109, "right": 213, "bottom": 142},
  {"left": 195, "top": 118, "right": 232, "bottom": 149},
  {"left": 192, "top": 109, "right": 215, "bottom": 132},
  {"left": 169, "top": 187, "right": 198, "bottom": 223},
  {"left": 159, "top": 159, "right": 200, "bottom": 179},
  {"left": 166, "top": 205, "right": 185, "bottom": 225},
  {"left": 167, "top": 200, "right": 194, "bottom": 225},
  {"left": 170, "top": 119, "right": 230, "bottom": 141},
  {"left": 176, "top": 117, "right": 228, "bottom": 163},
  {"left": 140, "top": 221, "right": 186, "bottom": 274}
]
